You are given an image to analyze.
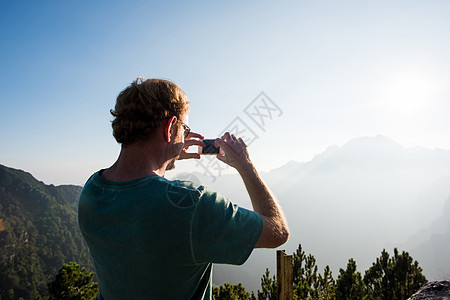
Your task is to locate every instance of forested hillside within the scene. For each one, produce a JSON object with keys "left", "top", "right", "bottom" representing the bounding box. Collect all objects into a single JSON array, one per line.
[{"left": 0, "top": 164, "right": 92, "bottom": 299}]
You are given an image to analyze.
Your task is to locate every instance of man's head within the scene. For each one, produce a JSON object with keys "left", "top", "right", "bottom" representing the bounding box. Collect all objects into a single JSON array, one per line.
[{"left": 111, "top": 77, "right": 190, "bottom": 146}]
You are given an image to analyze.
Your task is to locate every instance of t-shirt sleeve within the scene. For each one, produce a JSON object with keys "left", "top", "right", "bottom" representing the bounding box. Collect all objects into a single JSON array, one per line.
[{"left": 190, "top": 186, "right": 264, "bottom": 265}]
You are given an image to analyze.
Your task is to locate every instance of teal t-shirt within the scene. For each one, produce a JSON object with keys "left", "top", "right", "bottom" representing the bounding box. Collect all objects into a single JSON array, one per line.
[{"left": 78, "top": 171, "right": 263, "bottom": 300}]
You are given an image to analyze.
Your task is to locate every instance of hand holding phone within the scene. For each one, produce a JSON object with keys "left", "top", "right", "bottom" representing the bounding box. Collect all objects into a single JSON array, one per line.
[
  {"left": 214, "top": 132, "right": 252, "bottom": 171},
  {"left": 199, "top": 139, "right": 220, "bottom": 155}
]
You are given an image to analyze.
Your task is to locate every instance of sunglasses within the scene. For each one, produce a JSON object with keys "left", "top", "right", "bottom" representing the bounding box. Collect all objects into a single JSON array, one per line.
[{"left": 176, "top": 120, "right": 191, "bottom": 138}]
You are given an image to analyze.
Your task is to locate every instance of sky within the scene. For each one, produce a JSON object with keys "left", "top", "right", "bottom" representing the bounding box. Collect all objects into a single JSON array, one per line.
[{"left": 1, "top": 0, "right": 450, "bottom": 185}]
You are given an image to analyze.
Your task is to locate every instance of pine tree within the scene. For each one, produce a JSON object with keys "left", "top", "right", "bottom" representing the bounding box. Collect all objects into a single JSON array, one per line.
[
  {"left": 314, "top": 265, "right": 336, "bottom": 300},
  {"left": 364, "top": 248, "right": 427, "bottom": 300},
  {"left": 257, "top": 268, "right": 277, "bottom": 300},
  {"left": 212, "top": 283, "right": 255, "bottom": 300},
  {"left": 292, "top": 244, "right": 335, "bottom": 299},
  {"left": 335, "top": 258, "right": 366, "bottom": 300},
  {"left": 293, "top": 244, "right": 316, "bottom": 298}
]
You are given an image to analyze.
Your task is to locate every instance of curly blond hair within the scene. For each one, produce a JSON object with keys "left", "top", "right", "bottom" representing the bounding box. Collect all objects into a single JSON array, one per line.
[{"left": 110, "top": 78, "right": 190, "bottom": 145}]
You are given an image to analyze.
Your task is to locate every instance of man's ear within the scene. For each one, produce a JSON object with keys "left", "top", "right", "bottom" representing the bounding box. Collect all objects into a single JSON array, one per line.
[{"left": 164, "top": 116, "right": 177, "bottom": 142}]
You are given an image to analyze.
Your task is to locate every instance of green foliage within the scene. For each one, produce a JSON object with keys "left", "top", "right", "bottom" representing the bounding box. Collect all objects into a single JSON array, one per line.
[
  {"left": 292, "top": 244, "right": 335, "bottom": 300},
  {"left": 253, "top": 245, "right": 425, "bottom": 300},
  {"left": 213, "top": 282, "right": 256, "bottom": 300},
  {"left": 335, "top": 258, "right": 366, "bottom": 300},
  {"left": 46, "top": 262, "right": 98, "bottom": 300},
  {"left": 255, "top": 245, "right": 336, "bottom": 300},
  {"left": 314, "top": 265, "right": 336, "bottom": 300},
  {"left": 364, "top": 248, "right": 427, "bottom": 300},
  {"left": 0, "top": 164, "right": 93, "bottom": 299},
  {"left": 293, "top": 244, "right": 317, "bottom": 298},
  {"left": 257, "top": 268, "right": 277, "bottom": 300}
]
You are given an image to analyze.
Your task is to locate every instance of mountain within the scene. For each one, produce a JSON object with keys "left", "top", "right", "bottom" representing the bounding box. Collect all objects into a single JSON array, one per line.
[
  {"left": 183, "top": 135, "right": 450, "bottom": 292},
  {"left": 0, "top": 164, "right": 92, "bottom": 300},
  {"left": 403, "top": 195, "right": 450, "bottom": 279}
]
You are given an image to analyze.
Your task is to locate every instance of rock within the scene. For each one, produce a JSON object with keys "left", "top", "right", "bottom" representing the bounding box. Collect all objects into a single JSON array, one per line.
[{"left": 409, "top": 281, "right": 450, "bottom": 300}]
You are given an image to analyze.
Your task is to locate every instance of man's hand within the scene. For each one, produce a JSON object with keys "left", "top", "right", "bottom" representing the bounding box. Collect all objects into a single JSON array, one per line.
[
  {"left": 178, "top": 132, "right": 205, "bottom": 160},
  {"left": 215, "top": 132, "right": 252, "bottom": 172}
]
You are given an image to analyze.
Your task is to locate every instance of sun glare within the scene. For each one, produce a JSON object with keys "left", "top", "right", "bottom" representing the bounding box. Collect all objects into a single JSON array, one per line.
[{"left": 377, "top": 68, "right": 441, "bottom": 120}]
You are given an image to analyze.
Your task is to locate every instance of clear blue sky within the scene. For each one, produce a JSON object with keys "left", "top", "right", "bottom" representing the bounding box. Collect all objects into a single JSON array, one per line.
[{"left": 1, "top": 0, "right": 450, "bottom": 185}]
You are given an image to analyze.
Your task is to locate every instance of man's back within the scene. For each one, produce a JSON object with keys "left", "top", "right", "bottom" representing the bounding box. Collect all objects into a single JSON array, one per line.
[
  {"left": 78, "top": 78, "right": 288, "bottom": 298},
  {"left": 78, "top": 171, "right": 263, "bottom": 299}
]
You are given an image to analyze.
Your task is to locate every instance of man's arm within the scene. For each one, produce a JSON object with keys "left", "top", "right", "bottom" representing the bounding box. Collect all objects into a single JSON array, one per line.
[{"left": 215, "top": 133, "right": 289, "bottom": 248}]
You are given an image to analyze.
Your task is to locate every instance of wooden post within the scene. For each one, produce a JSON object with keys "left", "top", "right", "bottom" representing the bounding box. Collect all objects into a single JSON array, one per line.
[{"left": 277, "top": 250, "right": 293, "bottom": 300}]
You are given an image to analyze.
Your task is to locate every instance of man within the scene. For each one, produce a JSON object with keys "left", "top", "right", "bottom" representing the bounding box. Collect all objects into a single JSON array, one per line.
[{"left": 78, "top": 78, "right": 289, "bottom": 299}]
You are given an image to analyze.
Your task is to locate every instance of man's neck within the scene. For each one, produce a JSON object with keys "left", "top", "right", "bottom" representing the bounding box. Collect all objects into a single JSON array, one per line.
[{"left": 101, "top": 142, "right": 168, "bottom": 182}]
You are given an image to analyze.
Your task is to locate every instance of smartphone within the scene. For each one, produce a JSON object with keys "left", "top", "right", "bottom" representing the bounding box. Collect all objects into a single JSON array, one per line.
[{"left": 200, "top": 139, "right": 220, "bottom": 155}]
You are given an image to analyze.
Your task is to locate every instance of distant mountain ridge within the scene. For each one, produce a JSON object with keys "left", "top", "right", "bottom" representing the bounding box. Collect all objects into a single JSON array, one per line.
[
  {"left": 401, "top": 195, "right": 450, "bottom": 279},
  {"left": 0, "top": 164, "right": 91, "bottom": 300}
]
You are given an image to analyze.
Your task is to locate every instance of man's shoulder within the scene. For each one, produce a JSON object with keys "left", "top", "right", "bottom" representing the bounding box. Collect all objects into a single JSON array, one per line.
[
  {"left": 79, "top": 171, "right": 221, "bottom": 208},
  {"left": 165, "top": 179, "right": 214, "bottom": 208}
]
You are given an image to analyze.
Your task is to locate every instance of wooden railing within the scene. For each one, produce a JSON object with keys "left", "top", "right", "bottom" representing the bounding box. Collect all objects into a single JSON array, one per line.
[{"left": 277, "top": 250, "right": 293, "bottom": 300}]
